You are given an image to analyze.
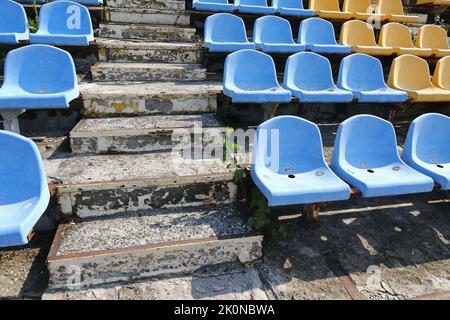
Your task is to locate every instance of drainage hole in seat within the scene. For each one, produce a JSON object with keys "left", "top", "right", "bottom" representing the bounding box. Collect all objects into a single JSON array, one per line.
[
  {"left": 437, "top": 164, "right": 444, "bottom": 168},
  {"left": 288, "top": 174, "right": 295, "bottom": 179},
  {"left": 367, "top": 169, "right": 375, "bottom": 173}
]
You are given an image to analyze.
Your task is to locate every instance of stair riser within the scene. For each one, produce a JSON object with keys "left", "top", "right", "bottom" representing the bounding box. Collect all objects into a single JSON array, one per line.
[
  {"left": 91, "top": 67, "right": 207, "bottom": 82},
  {"left": 57, "top": 180, "right": 237, "bottom": 218},
  {"left": 71, "top": 133, "right": 223, "bottom": 155},
  {"left": 99, "top": 24, "right": 196, "bottom": 42},
  {"left": 48, "top": 235, "right": 263, "bottom": 289},
  {"left": 106, "top": 10, "right": 190, "bottom": 26},
  {"left": 106, "top": 0, "right": 185, "bottom": 10},
  {"left": 81, "top": 93, "right": 217, "bottom": 116},
  {"left": 98, "top": 47, "right": 201, "bottom": 64}
]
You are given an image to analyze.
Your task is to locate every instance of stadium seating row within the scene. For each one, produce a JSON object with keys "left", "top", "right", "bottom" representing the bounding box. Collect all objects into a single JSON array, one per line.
[
  {"left": 204, "top": 14, "right": 450, "bottom": 58},
  {"left": 0, "top": 44, "right": 79, "bottom": 132},
  {"left": 194, "top": 0, "right": 418, "bottom": 23},
  {"left": 417, "top": 0, "right": 450, "bottom": 7},
  {"left": 223, "top": 50, "right": 450, "bottom": 104},
  {"left": 0, "top": 0, "right": 94, "bottom": 46},
  {"left": 252, "top": 113, "right": 449, "bottom": 207}
]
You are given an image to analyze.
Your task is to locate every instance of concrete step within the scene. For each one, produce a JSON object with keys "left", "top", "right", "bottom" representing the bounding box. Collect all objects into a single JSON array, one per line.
[
  {"left": 79, "top": 81, "right": 220, "bottom": 116},
  {"left": 46, "top": 204, "right": 262, "bottom": 289},
  {"left": 99, "top": 23, "right": 196, "bottom": 42},
  {"left": 45, "top": 150, "right": 237, "bottom": 218},
  {"left": 70, "top": 114, "right": 224, "bottom": 154},
  {"left": 97, "top": 39, "right": 201, "bottom": 64},
  {"left": 106, "top": 0, "right": 185, "bottom": 10},
  {"left": 105, "top": 8, "right": 190, "bottom": 26},
  {"left": 91, "top": 62, "right": 207, "bottom": 82}
]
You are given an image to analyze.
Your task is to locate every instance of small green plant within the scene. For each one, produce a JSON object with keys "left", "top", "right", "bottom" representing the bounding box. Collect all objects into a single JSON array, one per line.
[
  {"left": 28, "top": 1, "right": 39, "bottom": 33},
  {"left": 221, "top": 127, "right": 240, "bottom": 163},
  {"left": 233, "top": 167, "right": 245, "bottom": 184}
]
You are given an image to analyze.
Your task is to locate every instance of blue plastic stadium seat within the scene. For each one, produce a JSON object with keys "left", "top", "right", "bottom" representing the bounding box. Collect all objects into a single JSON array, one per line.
[
  {"left": 18, "top": 0, "right": 103, "bottom": 5},
  {"left": 283, "top": 52, "right": 353, "bottom": 103},
  {"left": 224, "top": 49, "right": 292, "bottom": 103},
  {"left": 252, "top": 116, "right": 351, "bottom": 206},
  {"left": 337, "top": 54, "right": 408, "bottom": 103},
  {"left": 204, "top": 13, "right": 255, "bottom": 52},
  {"left": 298, "top": 18, "right": 351, "bottom": 54},
  {"left": 0, "top": 0, "right": 29, "bottom": 44},
  {"left": 193, "top": 0, "right": 234, "bottom": 12},
  {"left": 331, "top": 115, "right": 434, "bottom": 198},
  {"left": 254, "top": 16, "right": 305, "bottom": 53},
  {"left": 402, "top": 113, "right": 450, "bottom": 190},
  {"left": 0, "top": 45, "right": 79, "bottom": 109},
  {"left": 235, "top": 0, "right": 275, "bottom": 14},
  {"left": 30, "top": 1, "right": 94, "bottom": 46},
  {"left": 273, "top": 0, "right": 314, "bottom": 17},
  {"left": 0, "top": 131, "right": 50, "bottom": 248}
]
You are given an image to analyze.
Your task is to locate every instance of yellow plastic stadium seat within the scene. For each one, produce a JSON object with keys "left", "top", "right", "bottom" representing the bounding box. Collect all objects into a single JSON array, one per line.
[
  {"left": 432, "top": 56, "right": 450, "bottom": 90},
  {"left": 375, "top": 0, "right": 419, "bottom": 23},
  {"left": 342, "top": 0, "right": 386, "bottom": 21},
  {"left": 387, "top": 54, "right": 450, "bottom": 102},
  {"left": 416, "top": 25, "right": 450, "bottom": 58},
  {"left": 340, "top": 20, "right": 393, "bottom": 56},
  {"left": 379, "top": 23, "right": 433, "bottom": 57},
  {"left": 309, "top": 0, "right": 353, "bottom": 20}
]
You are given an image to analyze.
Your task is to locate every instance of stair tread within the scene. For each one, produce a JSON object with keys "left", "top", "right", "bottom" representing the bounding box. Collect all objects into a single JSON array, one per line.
[
  {"left": 71, "top": 114, "right": 223, "bottom": 137},
  {"left": 55, "top": 204, "right": 253, "bottom": 256},
  {"left": 79, "top": 81, "right": 222, "bottom": 98},
  {"left": 96, "top": 38, "right": 201, "bottom": 49},
  {"left": 45, "top": 150, "right": 232, "bottom": 186},
  {"left": 91, "top": 62, "right": 205, "bottom": 69},
  {"left": 100, "top": 22, "right": 196, "bottom": 31}
]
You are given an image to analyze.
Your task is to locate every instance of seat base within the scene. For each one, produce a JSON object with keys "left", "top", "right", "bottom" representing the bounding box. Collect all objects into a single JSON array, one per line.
[
  {"left": 29, "top": 34, "right": 93, "bottom": 46},
  {"left": 308, "top": 44, "right": 351, "bottom": 54},
  {"left": 433, "top": 48, "right": 450, "bottom": 58},
  {"left": 277, "top": 8, "right": 314, "bottom": 17},
  {"left": 386, "top": 14, "right": 419, "bottom": 23},
  {"left": 205, "top": 42, "right": 255, "bottom": 52},
  {"left": 394, "top": 47, "right": 433, "bottom": 57},
  {"left": 0, "top": 33, "right": 28, "bottom": 45},
  {"left": 354, "top": 13, "right": 387, "bottom": 21},
  {"left": 318, "top": 10, "right": 353, "bottom": 20},
  {"left": 237, "top": 5, "right": 275, "bottom": 14},
  {"left": 252, "top": 167, "right": 351, "bottom": 207},
  {"left": 352, "top": 45, "right": 394, "bottom": 56},
  {"left": 193, "top": 2, "right": 235, "bottom": 12},
  {"left": 406, "top": 87, "right": 450, "bottom": 102},
  {"left": 257, "top": 43, "right": 306, "bottom": 53},
  {"left": 353, "top": 88, "right": 408, "bottom": 103},
  {"left": 224, "top": 86, "right": 292, "bottom": 104},
  {"left": 288, "top": 86, "right": 354, "bottom": 103}
]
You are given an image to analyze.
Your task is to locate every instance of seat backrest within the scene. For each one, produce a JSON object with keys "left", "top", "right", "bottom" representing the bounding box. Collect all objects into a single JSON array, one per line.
[
  {"left": 37, "top": 0, "right": 93, "bottom": 36},
  {"left": 298, "top": 17, "right": 338, "bottom": 46},
  {"left": 403, "top": 113, "right": 450, "bottom": 165},
  {"left": 3, "top": 45, "right": 77, "bottom": 94},
  {"left": 0, "top": 0, "right": 28, "bottom": 34},
  {"left": 375, "top": 0, "right": 405, "bottom": 15},
  {"left": 338, "top": 53, "right": 387, "bottom": 91},
  {"left": 273, "top": 0, "right": 305, "bottom": 9},
  {"left": 254, "top": 16, "right": 295, "bottom": 44},
  {"left": 340, "top": 20, "right": 377, "bottom": 46},
  {"left": 343, "top": 0, "right": 372, "bottom": 13},
  {"left": 253, "top": 116, "right": 327, "bottom": 174},
  {"left": 236, "top": 0, "right": 269, "bottom": 6},
  {"left": 432, "top": 56, "right": 450, "bottom": 90},
  {"left": 416, "top": 25, "right": 449, "bottom": 50},
  {"left": 387, "top": 54, "right": 432, "bottom": 90},
  {"left": 332, "top": 115, "right": 400, "bottom": 169},
  {"left": 379, "top": 23, "right": 414, "bottom": 48},
  {"left": 224, "top": 49, "right": 279, "bottom": 91},
  {"left": 309, "top": 0, "right": 341, "bottom": 11},
  {"left": 284, "top": 52, "right": 335, "bottom": 91},
  {"left": 205, "top": 13, "right": 249, "bottom": 44},
  {"left": 0, "top": 131, "right": 46, "bottom": 203}
]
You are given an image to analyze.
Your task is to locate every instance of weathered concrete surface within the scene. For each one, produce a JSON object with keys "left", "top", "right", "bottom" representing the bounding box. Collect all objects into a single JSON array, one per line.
[
  {"left": 100, "top": 23, "right": 196, "bottom": 42},
  {"left": 47, "top": 204, "right": 262, "bottom": 289},
  {"left": 79, "top": 81, "right": 219, "bottom": 116},
  {"left": 106, "top": 8, "right": 190, "bottom": 26},
  {"left": 70, "top": 114, "right": 224, "bottom": 154},
  {"left": 97, "top": 39, "right": 201, "bottom": 64},
  {"left": 91, "top": 62, "right": 207, "bottom": 82},
  {"left": 44, "top": 150, "right": 237, "bottom": 217},
  {"left": 0, "top": 232, "right": 53, "bottom": 299},
  {"left": 43, "top": 263, "right": 268, "bottom": 300},
  {"left": 106, "top": 0, "right": 185, "bottom": 10}
]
